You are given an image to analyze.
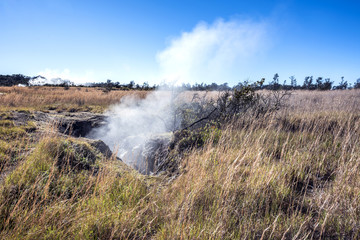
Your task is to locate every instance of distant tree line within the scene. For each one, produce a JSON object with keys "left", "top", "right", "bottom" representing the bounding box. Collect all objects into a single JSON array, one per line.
[
  {"left": 262, "top": 74, "right": 360, "bottom": 91},
  {"left": 88, "top": 80, "right": 156, "bottom": 92},
  {"left": 0, "top": 74, "right": 31, "bottom": 86},
  {"left": 162, "top": 74, "right": 360, "bottom": 91},
  {"left": 1, "top": 73, "right": 360, "bottom": 91},
  {"left": 0, "top": 75, "right": 157, "bottom": 91}
]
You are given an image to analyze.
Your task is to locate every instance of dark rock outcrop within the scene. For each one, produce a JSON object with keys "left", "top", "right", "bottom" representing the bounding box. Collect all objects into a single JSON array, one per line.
[
  {"left": 30, "top": 111, "right": 107, "bottom": 137},
  {"left": 122, "top": 133, "right": 173, "bottom": 175},
  {"left": 86, "top": 139, "right": 114, "bottom": 159},
  {"left": 56, "top": 113, "right": 106, "bottom": 137}
]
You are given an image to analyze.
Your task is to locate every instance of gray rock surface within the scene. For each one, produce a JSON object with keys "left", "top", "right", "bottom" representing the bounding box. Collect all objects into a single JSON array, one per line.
[{"left": 122, "top": 133, "right": 173, "bottom": 175}]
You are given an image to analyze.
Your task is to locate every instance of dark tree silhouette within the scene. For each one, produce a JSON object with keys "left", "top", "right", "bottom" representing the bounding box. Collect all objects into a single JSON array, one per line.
[
  {"left": 333, "top": 77, "right": 348, "bottom": 90},
  {"left": 354, "top": 78, "right": 360, "bottom": 89}
]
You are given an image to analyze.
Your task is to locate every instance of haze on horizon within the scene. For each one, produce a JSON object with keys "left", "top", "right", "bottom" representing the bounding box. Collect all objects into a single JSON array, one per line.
[{"left": 1, "top": 0, "right": 359, "bottom": 86}]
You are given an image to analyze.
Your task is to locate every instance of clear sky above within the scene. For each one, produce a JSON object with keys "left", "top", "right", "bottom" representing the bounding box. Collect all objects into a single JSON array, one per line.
[{"left": 1, "top": 0, "right": 359, "bottom": 85}]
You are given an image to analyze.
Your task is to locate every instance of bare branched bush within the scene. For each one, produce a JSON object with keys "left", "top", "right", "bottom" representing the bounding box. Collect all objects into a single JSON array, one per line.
[{"left": 176, "top": 80, "right": 291, "bottom": 131}]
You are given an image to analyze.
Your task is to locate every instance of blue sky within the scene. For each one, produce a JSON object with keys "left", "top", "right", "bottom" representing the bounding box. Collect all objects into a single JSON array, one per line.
[{"left": 0, "top": 0, "right": 359, "bottom": 86}]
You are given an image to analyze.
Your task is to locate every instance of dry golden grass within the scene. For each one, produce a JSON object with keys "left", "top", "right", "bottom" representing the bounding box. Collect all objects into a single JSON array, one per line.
[
  {"left": 0, "top": 86, "right": 149, "bottom": 112},
  {"left": 287, "top": 89, "right": 360, "bottom": 113},
  {"left": 153, "top": 112, "right": 360, "bottom": 239},
  {"left": 0, "top": 89, "right": 359, "bottom": 239}
]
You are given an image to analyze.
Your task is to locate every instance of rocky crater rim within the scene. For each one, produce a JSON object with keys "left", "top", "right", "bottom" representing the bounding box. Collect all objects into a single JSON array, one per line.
[
  {"left": 4, "top": 110, "right": 174, "bottom": 176},
  {"left": 3, "top": 110, "right": 113, "bottom": 157}
]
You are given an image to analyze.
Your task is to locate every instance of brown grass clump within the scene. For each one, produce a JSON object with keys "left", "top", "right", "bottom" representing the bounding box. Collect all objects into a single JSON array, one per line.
[{"left": 0, "top": 89, "right": 359, "bottom": 239}]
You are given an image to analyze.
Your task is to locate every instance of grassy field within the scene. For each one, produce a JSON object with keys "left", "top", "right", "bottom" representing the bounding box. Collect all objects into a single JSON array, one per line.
[
  {"left": 0, "top": 87, "right": 359, "bottom": 239},
  {"left": 0, "top": 86, "right": 148, "bottom": 113}
]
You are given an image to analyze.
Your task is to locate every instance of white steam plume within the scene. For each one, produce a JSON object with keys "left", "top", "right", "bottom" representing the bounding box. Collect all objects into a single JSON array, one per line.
[
  {"left": 36, "top": 68, "right": 96, "bottom": 85},
  {"left": 89, "top": 18, "right": 269, "bottom": 174},
  {"left": 157, "top": 18, "right": 268, "bottom": 84},
  {"left": 88, "top": 90, "right": 178, "bottom": 173}
]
